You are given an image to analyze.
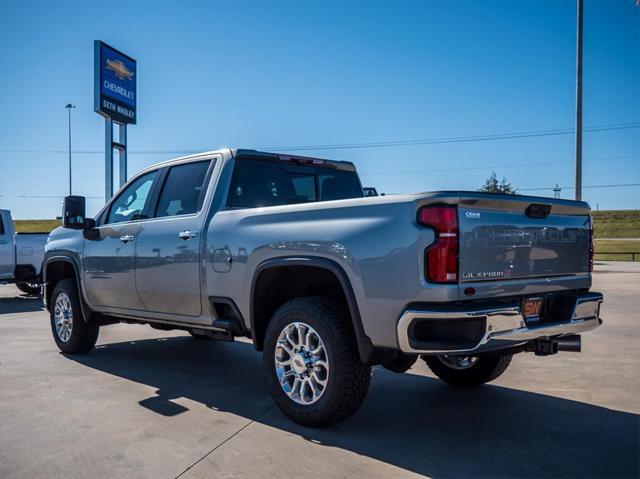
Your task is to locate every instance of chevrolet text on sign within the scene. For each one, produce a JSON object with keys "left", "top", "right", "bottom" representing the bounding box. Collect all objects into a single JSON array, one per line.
[{"left": 94, "top": 41, "right": 137, "bottom": 124}]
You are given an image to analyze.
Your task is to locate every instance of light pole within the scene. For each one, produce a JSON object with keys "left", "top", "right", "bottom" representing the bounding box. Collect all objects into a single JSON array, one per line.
[
  {"left": 574, "top": 0, "right": 583, "bottom": 201},
  {"left": 65, "top": 103, "right": 76, "bottom": 195}
]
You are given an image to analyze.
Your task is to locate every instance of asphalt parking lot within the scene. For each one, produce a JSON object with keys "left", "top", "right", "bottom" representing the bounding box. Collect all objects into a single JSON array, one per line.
[{"left": 1, "top": 261, "right": 638, "bottom": 479}]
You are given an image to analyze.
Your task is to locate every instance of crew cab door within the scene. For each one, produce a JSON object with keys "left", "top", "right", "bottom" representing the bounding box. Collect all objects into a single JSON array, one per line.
[
  {"left": 134, "top": 159, "right": 214, "bottom": 317},
  {"left": 83, "top": 170, "right": 159, "bottom": 310},
  {"left": 0, "top": 211, "right": 16, "bottom": 280}
]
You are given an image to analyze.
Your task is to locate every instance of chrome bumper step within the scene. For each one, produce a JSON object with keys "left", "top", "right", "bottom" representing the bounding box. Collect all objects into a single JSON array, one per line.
[{"left": 397, "top": 292, "right": 603, "bottom": 354}]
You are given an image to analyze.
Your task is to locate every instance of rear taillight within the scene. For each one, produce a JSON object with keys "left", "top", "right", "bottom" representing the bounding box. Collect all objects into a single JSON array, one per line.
[
  {"left": 418, "top": 205, "right": 458, "bottom": 283},
  {"left": 589, "top": 214, "right": 594, "bottom": 272}
]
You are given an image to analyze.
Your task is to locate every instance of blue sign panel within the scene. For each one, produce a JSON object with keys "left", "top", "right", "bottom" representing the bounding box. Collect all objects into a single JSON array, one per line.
[{"left": 94, "top": 41, "right": 137, "bottom": 124}]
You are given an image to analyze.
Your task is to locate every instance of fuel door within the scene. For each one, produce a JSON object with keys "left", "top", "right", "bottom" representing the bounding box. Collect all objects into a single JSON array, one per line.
[{"left": 212, "top": 248, "right": 232, "bottom": 273}]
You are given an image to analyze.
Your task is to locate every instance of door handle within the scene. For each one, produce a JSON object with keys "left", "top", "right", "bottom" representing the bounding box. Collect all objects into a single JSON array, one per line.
[
  {"left": 120, "top": 235, "right": 134, "bottom": 243},
  {"left": 178, "top": 230, "right": 198, "bottom": 240}
]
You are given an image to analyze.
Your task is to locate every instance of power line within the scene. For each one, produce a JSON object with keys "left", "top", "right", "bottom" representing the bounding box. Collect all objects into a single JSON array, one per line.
[
  {"left": 2, "top": 183, "right": 637, "bottom": 200},
  {"left": 1, "top": 122, "right": 638, "bottom": 155},
  {"left": 1, "top": 154, "right": 635, "bottom": 180},
  {"left": 268, "top": 123, "right": 640, "bottom": 152},
  {"left": 358, "top": 154, "right": 639, "bottom": 176},
  {"left": 0, "top": 195, "right": 103, "bottom": 199},
  {"left": 518, "top": 183, "right": 640, "bottom": 192}
]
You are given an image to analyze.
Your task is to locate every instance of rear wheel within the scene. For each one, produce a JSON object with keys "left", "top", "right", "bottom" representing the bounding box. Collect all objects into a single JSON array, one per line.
[
  {"left": 423, "top": 353, "right": 512, "bottom": 387},
  {"left": 50, "top": 279, "right": 99, "bottom": 354},
  {"left": 16, "top": 282, "right": 41, "bottom": 296},
  {"left": 382, "top": 352, "right": 418, "bottom": 373},
  {"left": 263, "top": 297, "right": 371, "bottom": 427}
]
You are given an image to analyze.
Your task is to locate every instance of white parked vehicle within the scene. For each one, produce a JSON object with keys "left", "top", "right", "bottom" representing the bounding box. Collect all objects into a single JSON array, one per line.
[{"left": 0, "top": 209, "right": 47, "bottom": 295}]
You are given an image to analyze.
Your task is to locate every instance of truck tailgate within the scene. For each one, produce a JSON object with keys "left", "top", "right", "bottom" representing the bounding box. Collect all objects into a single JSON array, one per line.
[{"left": 458, "top": 198, "right": 591, "bottom": 283}]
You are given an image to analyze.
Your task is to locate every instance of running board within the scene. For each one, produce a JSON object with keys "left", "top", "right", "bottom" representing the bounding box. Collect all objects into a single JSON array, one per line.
[
  {"left": 191, "top": 318, "right": 244, "bottom": 342},
  {"left": 106, "top": 312, "right": 245, "bottom": 339},
  {"left": 211, "top": 318, "right": 244, "bottom": 335}
]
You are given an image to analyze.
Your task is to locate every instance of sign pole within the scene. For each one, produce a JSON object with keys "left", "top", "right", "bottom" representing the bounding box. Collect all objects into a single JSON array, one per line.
[
  {"left": 94, "top": 40, "right": 136, "bottom": 202},
  {"left": 118, "top": 123, "right": 127, "bottom": 187},
  {"left": 105, "top": 118, "right": 113, "bottom": 202}
]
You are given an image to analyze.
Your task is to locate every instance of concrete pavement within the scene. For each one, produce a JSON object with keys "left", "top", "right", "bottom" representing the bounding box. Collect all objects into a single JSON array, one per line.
[{"left": 1, "top": 262, "right": 638, "bottom": 478}]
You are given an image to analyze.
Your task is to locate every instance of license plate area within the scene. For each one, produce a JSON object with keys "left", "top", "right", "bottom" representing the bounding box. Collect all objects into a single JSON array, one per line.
[{"left": 521, "top": 297, "right": 543, "bottom": 324}]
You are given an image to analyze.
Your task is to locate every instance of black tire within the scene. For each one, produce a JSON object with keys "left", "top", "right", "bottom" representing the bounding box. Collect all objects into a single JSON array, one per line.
[
  {"left": 382, "top": 352, "right": 418, "bottom": 373},
  {"left": 423, "top": 353, "right": 512, "bottom": 387},
  {"left": 49, "top": 279, "right": 99, "bottom": 354},
  {"left": 263, "top": 297, "right": 371, "bottom": 427},
  {"left": 16, "top": 282, "right": 41, "bottom": 296}
]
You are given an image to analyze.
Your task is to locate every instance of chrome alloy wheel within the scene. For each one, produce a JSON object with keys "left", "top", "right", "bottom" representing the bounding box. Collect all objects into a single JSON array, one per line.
[
  {"left": 54, "top": 292, "right": 73, "bottom": 343},
  {"left": 438, "top": 355, "right": 479, "bottom": 370},
  {"left": 274, "top": 322, "right": 329, "bottom": 405}
]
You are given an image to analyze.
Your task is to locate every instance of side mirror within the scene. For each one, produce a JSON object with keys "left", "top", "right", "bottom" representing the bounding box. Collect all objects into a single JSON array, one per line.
[{"left": 62, "top": 195, "right": 86, "bottom": 229}]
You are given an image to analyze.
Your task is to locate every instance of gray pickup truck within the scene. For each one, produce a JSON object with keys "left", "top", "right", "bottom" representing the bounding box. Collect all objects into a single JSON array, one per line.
[
  {"left": 44, "top": 148, "right": 603, "bottom": 426},
  {"left": 0, "top": 209, "right": 47, "bottom": 295}
]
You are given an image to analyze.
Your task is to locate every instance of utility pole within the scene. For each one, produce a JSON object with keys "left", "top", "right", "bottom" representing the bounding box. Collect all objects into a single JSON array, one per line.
[
  {"left": 65, "top": 103, "right": 76, "bottom": 195},
  {"left": 574, "top": 0, "right": 584, "bottom": 200}
]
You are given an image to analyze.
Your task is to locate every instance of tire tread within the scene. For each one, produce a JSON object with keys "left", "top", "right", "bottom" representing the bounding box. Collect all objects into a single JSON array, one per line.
[
  {"left": 50, "top": 279, "right": 99, "bottom": 354},
  {"left": 263, "top": 296, "right": 371, "bottom": 426},
  {"left": 423, "top": 353, "right": 512, "bottom": 387}
]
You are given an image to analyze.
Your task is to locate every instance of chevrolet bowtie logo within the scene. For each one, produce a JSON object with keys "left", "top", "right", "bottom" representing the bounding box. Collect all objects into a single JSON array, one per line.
[{"left": 106, "top": 59, "right": 134, "bottom": 80}]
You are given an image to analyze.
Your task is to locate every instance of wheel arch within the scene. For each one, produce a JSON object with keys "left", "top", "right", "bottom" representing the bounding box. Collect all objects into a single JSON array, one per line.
[
  {"left": 250, "top": 256, "right": 374, "bottom": 363},
  {"left": 43, "top": 253, "right": 92, "bottom": 322}
]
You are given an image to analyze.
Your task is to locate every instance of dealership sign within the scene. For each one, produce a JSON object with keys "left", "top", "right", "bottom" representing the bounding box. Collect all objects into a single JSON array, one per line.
[{"left": 94, "top": 41, "right": 137, "bottom": 124}]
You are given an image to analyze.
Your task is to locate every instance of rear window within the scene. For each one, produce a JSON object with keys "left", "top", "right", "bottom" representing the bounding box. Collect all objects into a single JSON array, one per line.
[{"left": 227, "top": 159, "right": 362, "bottom": 209}]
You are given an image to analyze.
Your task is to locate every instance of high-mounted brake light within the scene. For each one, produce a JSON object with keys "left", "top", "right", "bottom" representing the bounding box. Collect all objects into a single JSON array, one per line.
[
  {"left": 418, "top": 205, "right": 459, "bottom": 283},
  {"left": 279, "top": 155, "right": 325, "bottom": 166}
]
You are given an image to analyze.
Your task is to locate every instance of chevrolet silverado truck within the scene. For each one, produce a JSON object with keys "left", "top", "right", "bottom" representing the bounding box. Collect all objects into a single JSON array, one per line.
[
  {"left": 44, "top": 148, "right": 603, "bottom": 426},
  {"left": 0, "top": 209, "right": 47, "bottom": 295}
]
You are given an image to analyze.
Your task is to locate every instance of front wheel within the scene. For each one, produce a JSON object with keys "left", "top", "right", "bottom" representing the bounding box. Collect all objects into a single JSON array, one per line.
[
  {"left": 263, "top": 297, "right": 371, "bottom": 427},
  {"left": 50, "top": 279, "right": 99, "bottom": 354},
  {"left": 423, "top": 353, "right": 512, "bottom": 387}
]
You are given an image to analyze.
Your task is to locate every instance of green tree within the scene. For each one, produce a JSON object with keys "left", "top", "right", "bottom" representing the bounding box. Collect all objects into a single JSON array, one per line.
[{"left": 479, "top": 171, "right": 518, "bottom": 194}]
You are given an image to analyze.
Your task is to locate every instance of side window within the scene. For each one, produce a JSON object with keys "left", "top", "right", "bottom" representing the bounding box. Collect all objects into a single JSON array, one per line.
[
  {"left": 318, "top": 171, "right": 363, "bottom": 201},
  {"left": 155, "top": 161, "right": 211, "bottom": 218},
  {"left": 227, "top": 159, "right": 363, "bottom": 208},
  {"left": 0, "top": 215, "right": 5, "bottom": 235},
  {"left": 107, "top": 171, "right": 158, "bottom": 224},
  {"left": 228, "top": 160, "right": 317, "bottom": 208},
  {"left": 228, "top": 160, "right": 280, "bottom": 208}
]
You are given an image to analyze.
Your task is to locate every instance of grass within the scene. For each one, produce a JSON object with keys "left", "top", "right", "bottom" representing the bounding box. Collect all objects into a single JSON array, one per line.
[
  {"left": 13, "top": 219, "right": 60, "bottom": 233},
  {"left": 594, "top": 239, "right": 640, "bottom": 262},
  {"left": 591, "top": 210, "right": 640, "bottom": 239}
]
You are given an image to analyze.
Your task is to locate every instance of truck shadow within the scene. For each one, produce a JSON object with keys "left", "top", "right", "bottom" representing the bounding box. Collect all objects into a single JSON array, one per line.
[
  {"left": 71, "top": 336, "right": 639, "bottom": 479},
  {"left": 0, "top": 294, "right": 44, "bottom": 314}
]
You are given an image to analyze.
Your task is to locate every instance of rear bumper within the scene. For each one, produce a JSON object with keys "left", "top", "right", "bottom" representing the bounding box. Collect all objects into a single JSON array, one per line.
[{"left": 397, "top": 291, "right": 603, "bottom": 354}]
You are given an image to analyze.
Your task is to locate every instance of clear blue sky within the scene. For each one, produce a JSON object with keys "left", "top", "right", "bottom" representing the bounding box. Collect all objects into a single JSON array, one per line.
[{"left": 1, "top": 0, "right": 638, "bottom": 218}]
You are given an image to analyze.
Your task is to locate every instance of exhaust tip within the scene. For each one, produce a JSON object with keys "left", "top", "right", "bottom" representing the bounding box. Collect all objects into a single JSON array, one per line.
[{"left": 557, "top": 335, "right": 582, "bottom": 353}]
